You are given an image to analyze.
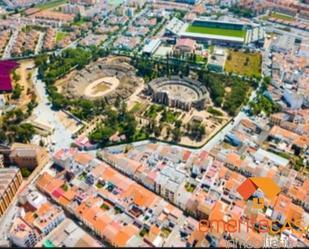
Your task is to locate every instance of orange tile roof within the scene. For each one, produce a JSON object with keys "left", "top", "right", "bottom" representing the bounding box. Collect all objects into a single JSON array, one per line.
[
  {"left": 224, "top": 178, "right": 237, "bottom": 191},
  {"left": 289, "top": 185, "right": 305, "bottom": 200},
  {"left": 272, "top": 194, "right": 293, "bottom": 217},
  {"left": 83, "top": 208, "right": 112, "bottom": 236},
  {"left": 219, "top": 167, "right": 228, "bottom": 178},
  {"left": 74, "top": 153, "right": 93, "bottom": 165},
  {"left": 110, "top": 174, "right": 132, "bottom": 191},
  {"left": 36, "top": 172, "right": 53, "bottom": 190},
  {"left": 241, "top": 119, "right": 256, "bottom": 130},
  {"left": 146, "top": 143, "right": 158, "bottom": 151},
  {"left": 112, "top": 224, "right": 139, "bottom": 247},
  {"left": 149, "top": 224, "right": 160, "bottom": 236},
  {"left": 36, "top": 202, "right": 52, "bottom": 216},
  {"left": 266, "top": 168, "right": 277, "bottom": 178},
  {"left": 187, "top": 230, "right": 205, "bottom": 246},
  {"left": 75, "top": 196, "right": 101, "bottom": 216},
  {"left": 23, "top": 211, "right": 35, "bottom": 225},
  {"left": 209, "top": 201, "right": 224, "bottom": 222},
  {"left": 230, "top": 171, "right": 240, "bottom": 180},
  {"left": 158, "top": 212, "right": 166, "bottom": 222},
  {"left": 226, "top": 153, "right": 244, "bottom": 168},
  {"left": 103, "top": 222, "right": 121, "bottom": 244},
  {"left": 91, "top": 164, "right": 107, "bottom": 178},
  {"left": 303, "top": 179, "right": 309, "bottom": 189},
  {"left": 122, "top": 184, "right": 157, "bottom": 208},
  {"left": 269, "top": 125, "right": 299, "bottom": 141},
  {"left": 58, "top": 196, "right": 71, "bottom": 206},
  {"left": 235, "top": 200, "right": 245, "bottom": 208},
  {"left": 61, "top": 188, "right": 76, "bottom": 201},
  {"left": 286, "top": 204, "right": 303, "bottom": 224},
  {"left": 102, "top": 167, "right": 116, "bottom": 180},
  {"left": 183, "top": 150, "right": 192, "bottom": 161},
  {"left": 112, "top": 230, "right": 130, "bottom": 247},
  {"left": 294, "top": 135, "right": 309, "bottom": 148},
  {"left": 45, "top": 178, "right": 65, "bottom": 195}
]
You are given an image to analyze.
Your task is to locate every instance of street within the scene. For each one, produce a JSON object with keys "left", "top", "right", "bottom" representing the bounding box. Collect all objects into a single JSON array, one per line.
[
  {"left": 35, "top": 31, "right": 45, "bottom": 55},
  {"left": 31, "top": 69, "right": 74, "bottom": 151},
  {"left": 2, "top": 29, "right": 19, "bottom": 59}
]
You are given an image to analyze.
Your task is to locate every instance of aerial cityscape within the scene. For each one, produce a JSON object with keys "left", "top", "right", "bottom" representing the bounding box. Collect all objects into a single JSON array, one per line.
[{"left": 0, "top": 0, "right": 309, "bottom": 247}]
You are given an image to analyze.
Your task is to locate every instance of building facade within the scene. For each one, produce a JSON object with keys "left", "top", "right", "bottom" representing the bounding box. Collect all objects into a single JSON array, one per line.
[
  {"left": 0, "top": 168, "right": 23, "bottom": 216},
  {"left": 9, "top": 143, "right": 50, "bottom": 171}
]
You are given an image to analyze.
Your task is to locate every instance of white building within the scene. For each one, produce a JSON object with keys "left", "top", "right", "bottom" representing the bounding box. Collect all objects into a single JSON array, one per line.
[
  {"left": 143, "top": 39, "right": 161, "bottom": 55},
  {"left": 9, "top": 217, "right": 39, "bottom": 247},
  {"left": 33, "top": 204, "right": 65, "bottom": 236},
  {"left": 19, "top": 190, "right": 47, "bottom": 210}
]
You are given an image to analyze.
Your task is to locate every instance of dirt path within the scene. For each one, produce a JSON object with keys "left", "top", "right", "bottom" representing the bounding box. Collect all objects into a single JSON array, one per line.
[{"left": 10, "top": 59, "right": 36, "bottom": 109}]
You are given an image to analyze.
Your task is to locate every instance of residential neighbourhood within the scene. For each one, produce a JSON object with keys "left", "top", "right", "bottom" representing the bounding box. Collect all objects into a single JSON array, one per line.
[{"left": 0, "top": 0, "right": 309, "bottom": 248}]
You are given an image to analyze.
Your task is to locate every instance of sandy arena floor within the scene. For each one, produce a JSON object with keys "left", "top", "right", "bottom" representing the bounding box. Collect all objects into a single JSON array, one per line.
[{"left": 84, "top": 77, "right": 120, "bottom": 98}]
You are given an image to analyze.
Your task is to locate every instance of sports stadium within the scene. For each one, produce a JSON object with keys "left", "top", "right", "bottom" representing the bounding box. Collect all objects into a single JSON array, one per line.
[
  {"left": 147, "top": 76, "right": 209, "bottom": 111},
  {"left": 166, "top": 18, "right": 265, "bottom": 47}
]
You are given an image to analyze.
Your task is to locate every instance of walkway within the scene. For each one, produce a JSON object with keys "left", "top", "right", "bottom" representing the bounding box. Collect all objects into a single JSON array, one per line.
[{"left": 31, "top": 69, "right": 74, "bottom": 151}]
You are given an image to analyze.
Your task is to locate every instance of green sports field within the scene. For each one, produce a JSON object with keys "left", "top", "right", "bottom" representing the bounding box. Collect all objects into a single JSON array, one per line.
[
  {"left": 186, "top": 25, "right": 247, "bottom": 38},
  {"left": 36, "top": 0, "right": 68, "bottom": 10},
  {"left": 270, "top": 12, "right": 295, "bottom": 21}
]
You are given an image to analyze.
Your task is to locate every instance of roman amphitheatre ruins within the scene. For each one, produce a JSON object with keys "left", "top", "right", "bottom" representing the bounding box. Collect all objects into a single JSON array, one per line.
[
  {"left": 61, "top": 56, "right": 143, "bottom": 104},
  {"left": 147, "top": 76, "right": 210, "bottom": 111}
]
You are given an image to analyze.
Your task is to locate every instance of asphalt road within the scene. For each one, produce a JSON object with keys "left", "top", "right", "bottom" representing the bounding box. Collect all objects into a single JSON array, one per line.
[{"left": 2, "top": 29, "right": 18, "bottom": 59}]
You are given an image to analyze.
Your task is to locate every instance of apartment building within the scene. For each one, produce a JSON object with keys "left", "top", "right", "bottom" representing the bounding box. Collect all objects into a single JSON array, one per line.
[
  {"left": 0, "top": 167, "right": 23, "bottom": 216},
  {"left": 9, "top": 217, "right": 39, "bottom": 247},
  {"left": 32, "top": 203, "right": 65, "bottom": 236}
]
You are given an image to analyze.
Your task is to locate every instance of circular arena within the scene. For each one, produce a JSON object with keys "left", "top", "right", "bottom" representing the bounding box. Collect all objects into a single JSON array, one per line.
[
  {"left": 148, "top": 76, "right": 209, "bottom": 111},
  {"left": 63, "top": 57, "right": 143, "bottom": 103}
]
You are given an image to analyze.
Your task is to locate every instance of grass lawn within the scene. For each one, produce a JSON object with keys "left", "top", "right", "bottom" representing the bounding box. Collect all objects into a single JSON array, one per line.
[
  {"left": 225, "top": 50, "right": 262, "bottom": 77},
  {"left": 101, "top": 203, "right": 110, "bottom": 210},
  {"left": 208, "top": 45, "right": 215, "bottom": 53},
  {"left": 163, "top": 110, "right": 180, "bottom": 124},
  {"left": 207, "top": 107, "right": 224, "bottom": 116},
  {"left": 185, "top": 182, "right": 196, "bottom": 193},
  {"left": 186, "top": 24, "right": 246, "bottom": 38},
  {"left": 36, "top": 0, "right": 68, "bottom": 10},
  {"left": 139, "top": 228, "right": 149, "bottom": 237},
  {"left": 161, "top": 227, "right": 172, "bottom": 238},
  {"left": 96, "top": 182, "right": 104, "bottom": 189},
  {"left": 72, "top": 18, "right": 87, "bottom": 26},
  {"left": 56, "top": 32, "right": 68, "bottom": 42},
  {"left": 270, "top": 12, "right": 294, "bottom": 21},
  {"left": 133, "top": 129, "right": 149, "bottom": 140},
  {"left": 61, "top": 183, "right": 69, "bottom": 191},
  {"left": 130, "top": 102, "right": 142, "bottom": 113},
  {"left": 79, "top": 172, "right": 87, "bottom": 180},
  {"left": 196, "top": 54, "right": 207, "bottom": 63},
  {"left": 145, "top": 104, "right": 164, "bottom": 119}
]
